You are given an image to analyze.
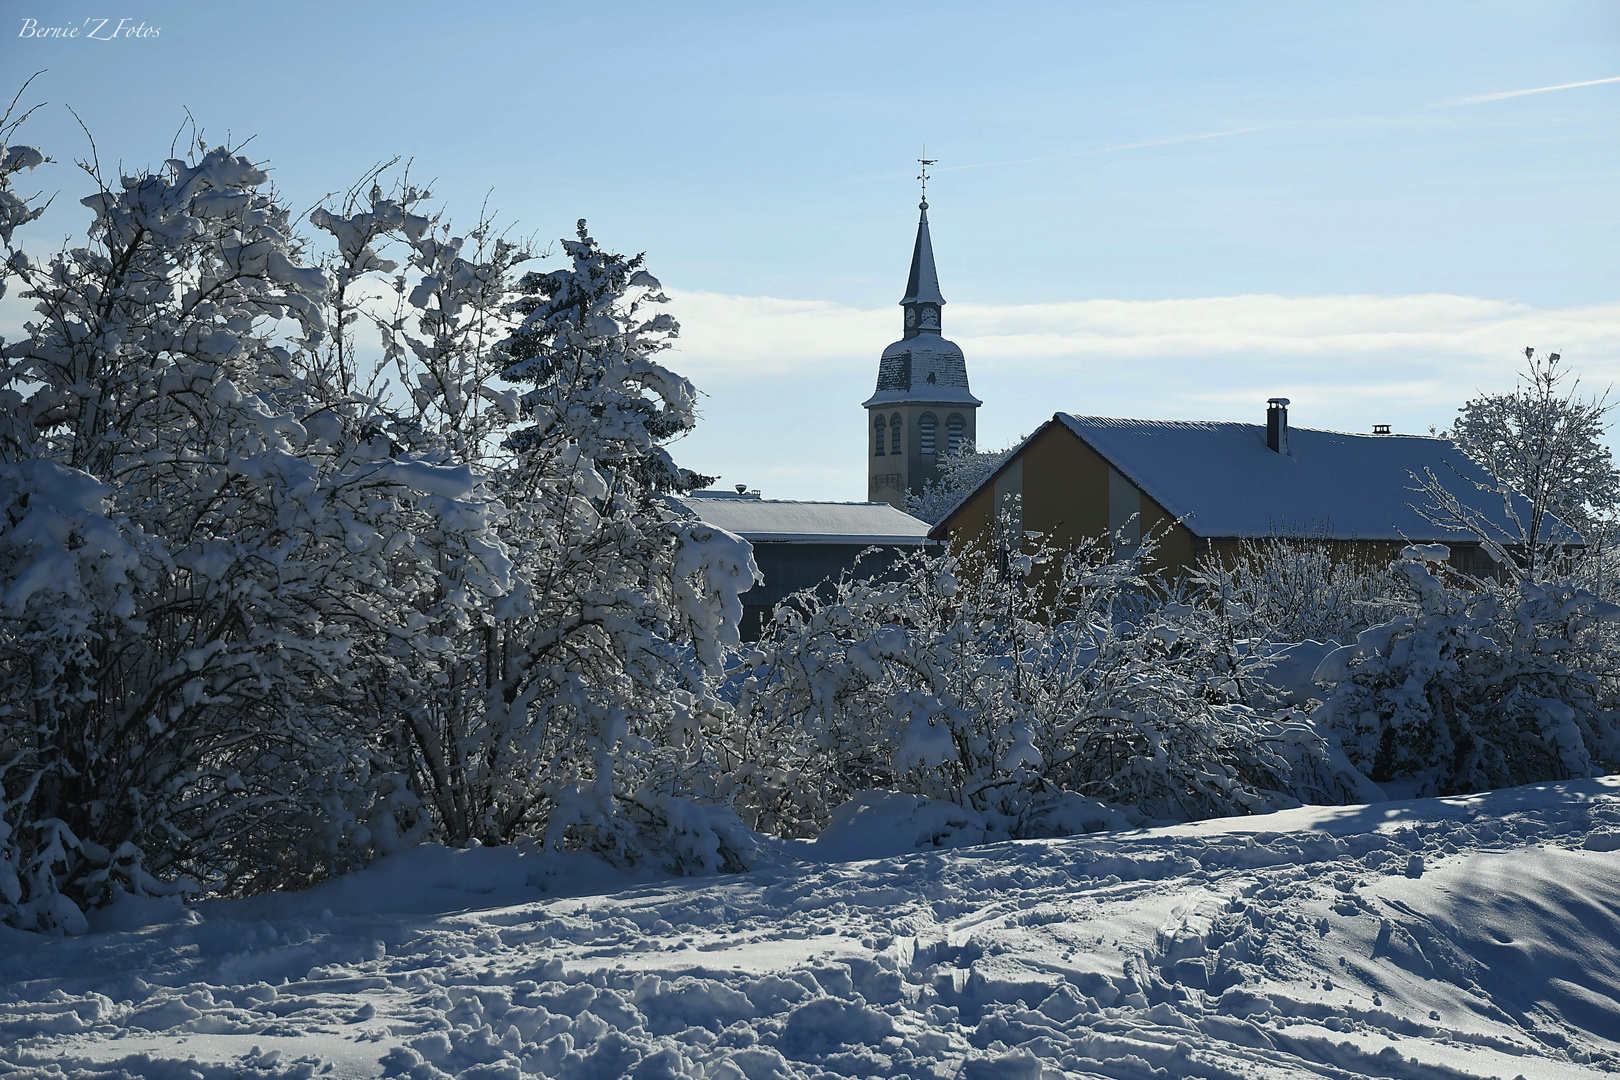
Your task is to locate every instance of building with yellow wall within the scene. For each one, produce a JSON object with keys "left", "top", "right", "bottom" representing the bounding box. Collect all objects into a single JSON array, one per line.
[{"left": 929, "top": 401, "right": 1574, "bottom": 579}]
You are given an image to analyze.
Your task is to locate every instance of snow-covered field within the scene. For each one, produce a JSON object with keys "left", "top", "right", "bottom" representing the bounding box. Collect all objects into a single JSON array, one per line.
[{"left": 5, "top": 780, "right": 1620, "bottom": 1080}]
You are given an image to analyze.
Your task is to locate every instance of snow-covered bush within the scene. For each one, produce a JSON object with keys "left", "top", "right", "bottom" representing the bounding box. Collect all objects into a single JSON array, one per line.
[
  {"left": 0, "top": 126, "right": 522, "bottom": 928},
  {"left": 359, "top": 212, "right": 762, "bottom": 869},
  {"left": 723, "top": 521, "right": 1374, "bottom": 836},
  {"left": 1313, "top": 545, "right": 1620, "bottom": 796},
  {"left": 1190, "top": 538, "right": 1406, "bottom": 645},
  {"left": 0, "top": 103, "right": 756, "bottom": 930}
]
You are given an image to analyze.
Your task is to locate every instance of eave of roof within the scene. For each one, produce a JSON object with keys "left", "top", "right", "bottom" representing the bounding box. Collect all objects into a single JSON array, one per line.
[
  {"left": 679, "top": 496, "right": 934, "bottom": 546},
  {"left": 862, "top": 388, "right": 983, "bottom": 408},
  {"left": 740, "top": 534, "right": 935, "bottom": 545}
]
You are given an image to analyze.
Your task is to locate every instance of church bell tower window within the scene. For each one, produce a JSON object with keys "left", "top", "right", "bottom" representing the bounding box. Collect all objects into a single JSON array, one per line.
[
  {"left": 874, "top": 414, "right": 886, "bottom": 456},
  {"left": 920, "top": 414, "right": 937, "bottom": 455},
  {"left": 890, "top": 413, "right": 902, "bottom": 455},
  {"left": 947, "top": 414, "right": 965, "bottom": 454}
]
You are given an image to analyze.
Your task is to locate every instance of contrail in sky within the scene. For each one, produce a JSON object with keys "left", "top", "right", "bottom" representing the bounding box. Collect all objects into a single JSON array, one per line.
[
  {"left": 846, "top": 74, "right": 1617, "bottom": 185},
  {"left": 1447, "top": 74, "right": 1620, "bottom": 105},
  {"left": 930, "top": 71, "right": 1620, "bottom": 174}
]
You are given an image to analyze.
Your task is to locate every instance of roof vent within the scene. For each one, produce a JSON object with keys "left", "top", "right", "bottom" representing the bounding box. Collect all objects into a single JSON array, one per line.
[
  {"left": 689, "top": 486, "right": 762, "bottom": 500},
  {"left": 1372, "top": 424, "right": 1391, "bottom": 435},
  {"left": 1266, "top": 398, "right": 1290, "bottom": 454}
]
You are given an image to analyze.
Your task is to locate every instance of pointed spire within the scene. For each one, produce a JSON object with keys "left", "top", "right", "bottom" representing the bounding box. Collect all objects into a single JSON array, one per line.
[
  {"left": 900, "top": 157, "right": 945, "bottom": 338},
  {"left": 902, "top": 203, "right": 945, "bottom": 307}
]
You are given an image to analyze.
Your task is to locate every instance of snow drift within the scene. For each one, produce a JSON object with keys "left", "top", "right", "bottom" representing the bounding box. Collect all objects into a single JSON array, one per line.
[{"left": 3, "top": 779, "right": 1618, "bottom": 1079}]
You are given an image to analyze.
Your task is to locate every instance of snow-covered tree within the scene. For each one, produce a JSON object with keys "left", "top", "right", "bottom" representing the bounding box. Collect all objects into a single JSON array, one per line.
[
  {"left": 904, "top": 442, "right": 1012, "bottom": 525},
  {"left": 0, "top": 93, "right": 761, "bottom": 931},
  {"left": 0, "top": 121, "right": 516, "bottom": 929},
  {"left": 1431, "top": 348, "right": 1617, "bottom": 576},
  {"left": 358, "top": 214, "right": 763, "bottom": 869}
]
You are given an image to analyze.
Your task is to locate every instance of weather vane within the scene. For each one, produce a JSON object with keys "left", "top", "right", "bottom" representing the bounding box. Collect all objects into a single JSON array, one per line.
[{"left": 918, "top": 149, "right": 937, "bottom": 206}]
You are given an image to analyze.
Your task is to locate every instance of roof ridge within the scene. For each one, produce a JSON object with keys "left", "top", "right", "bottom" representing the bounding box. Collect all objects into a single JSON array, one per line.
[{"left": 1057, "top": 412, "right": 1453, "bottom": 442}]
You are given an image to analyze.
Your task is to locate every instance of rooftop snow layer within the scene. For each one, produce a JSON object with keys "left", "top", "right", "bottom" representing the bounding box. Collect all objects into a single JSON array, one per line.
[
  {"left": 679, "top": 493, "right": 934, "bottom": 545},
  {"left": 1057, "top": 413, "right": 1581, "bottom": 543},
  {"left": 863, "top": 334, "right": 981, "bottom": 408}
]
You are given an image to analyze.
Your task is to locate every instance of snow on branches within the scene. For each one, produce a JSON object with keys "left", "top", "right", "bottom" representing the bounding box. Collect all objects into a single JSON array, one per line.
[
  {"left": 723, "top": 518, "right": 1375, "bottom": 840},
  {"left": 5, "top": 101, "right": 1618, "bottom": 934},
  {"left": 1313, "top": 546, "right": 1620, "bottom": 796},
  {"left": 0, "top": 113, "right": 753, "bottom": 930}
]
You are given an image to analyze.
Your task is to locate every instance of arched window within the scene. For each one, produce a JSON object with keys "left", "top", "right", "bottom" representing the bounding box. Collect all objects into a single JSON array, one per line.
[
  {"left": 919, "top": 413, "right": 937, "bottom": 455},
  {"left": 890, "top": 414, "right": 902, "bottom": 456},
  {"left": 947, "top": 414, "right": 965, "bottom": 455},
  {"left": 873, "top": 414, "right": 886, "bottom": 456}
]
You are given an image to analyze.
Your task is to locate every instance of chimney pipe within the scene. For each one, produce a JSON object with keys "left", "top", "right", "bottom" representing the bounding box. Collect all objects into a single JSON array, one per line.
[{"left": 1266, "top": 398, "right": 1290, "bottom": 454}]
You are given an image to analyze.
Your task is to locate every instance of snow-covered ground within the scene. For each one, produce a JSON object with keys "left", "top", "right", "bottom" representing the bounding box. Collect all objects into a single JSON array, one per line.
[{"left": 5, "top": 780, "right": 1620, "bottom": 1080}]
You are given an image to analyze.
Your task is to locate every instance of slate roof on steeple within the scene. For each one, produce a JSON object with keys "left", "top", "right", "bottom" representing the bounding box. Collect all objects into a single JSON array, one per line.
[
  {"left": 901, "top": 202, "right": 945, "bottom": 307},
  {"left": 865, "top": 198, "right": 979, "bottom": 408},
  {"left": 864, "top": 337, "right": 981, "bottom": 407}
]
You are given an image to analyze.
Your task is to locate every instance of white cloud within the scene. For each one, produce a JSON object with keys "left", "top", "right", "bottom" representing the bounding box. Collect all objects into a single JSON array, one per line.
[
  {"left": 13, "top": 276, "right": 1618, "bottom": 502},
  {"left": 667, "top": 291, "right": 891, "bottom": 378},
  {"left": 666, "top": 289, "right": 1620, "bottom": 499},
  {"left": 951, "top": 295, "right": 1620, "bottom": 384},
  {"left": 671, "top": 288, "right": 1620, "bottom": 376}
]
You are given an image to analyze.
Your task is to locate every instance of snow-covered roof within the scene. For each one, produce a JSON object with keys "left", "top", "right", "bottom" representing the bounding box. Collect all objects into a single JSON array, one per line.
[
  {"left": 862, "top": 335, "right": 981, "bottom": 408},
  {"left": 1052, "top": 413, "right": 1579, "bottom": 543},
  {"left": 865, "top": 200, "right": 981, "bottom": 409},
  {"left": 678, "top": 492, "right": 934, "bottom": 545}
]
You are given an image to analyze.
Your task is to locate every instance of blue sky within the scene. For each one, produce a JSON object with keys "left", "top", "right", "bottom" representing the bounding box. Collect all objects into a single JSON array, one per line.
[{"left": 3, "top": 1, "right": 1618, "bottom": 498}]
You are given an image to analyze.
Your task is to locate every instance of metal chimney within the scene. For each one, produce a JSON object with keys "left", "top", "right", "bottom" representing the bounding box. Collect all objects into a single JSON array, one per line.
[{"left": 1266, "top": 398, "right": 1290, "bottom": 454}]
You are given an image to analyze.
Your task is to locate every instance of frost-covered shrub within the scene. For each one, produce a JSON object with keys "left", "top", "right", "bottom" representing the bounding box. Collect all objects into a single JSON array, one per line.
[
  {"left": 723, "top": 526, "right": 1374, "bottom": 835},
  {"left": 0, "top": 103, "right": 757, "bottom": 929},
  {"left": 1190, "top": 538, "right": 1406, "bottom": 645},
  {"left": 0, "top": 119, "right": 527, "bottom": 928},
  {"left": 903, "top": 443, "right": 1012, "bottom": 525},
  {"left": 354, "top": 214, "right": 761, "bottom": 871},
  {"left": 1313, "top": 546, "right": 1620, "bottom": 796}
]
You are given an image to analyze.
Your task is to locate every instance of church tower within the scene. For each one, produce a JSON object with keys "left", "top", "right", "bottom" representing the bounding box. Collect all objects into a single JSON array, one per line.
[{"left": 864, "top": 168, "right": 980, "bottom": 508}]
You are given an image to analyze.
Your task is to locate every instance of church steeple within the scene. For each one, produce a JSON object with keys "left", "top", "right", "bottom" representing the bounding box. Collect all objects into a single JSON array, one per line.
[
  {"left": 863, "top": 160, "right": 981, "bottom": 509},
  {"left": 900, "top": 158, "right": 944, "bottom": 340}
]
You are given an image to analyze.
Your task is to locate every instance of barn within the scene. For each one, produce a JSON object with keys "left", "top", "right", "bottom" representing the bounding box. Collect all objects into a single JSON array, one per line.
[{"left": 930, "top": 400, "right": 1578, "bottom": 578}]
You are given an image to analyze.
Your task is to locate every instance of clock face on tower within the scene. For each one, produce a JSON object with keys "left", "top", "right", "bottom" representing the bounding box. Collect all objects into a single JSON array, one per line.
[
  {"left": 919, "top": 305, "right": 939, "bottom": 329},
  {"left": 905, "top": 308, "right": 917, "bottom": 328}
]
